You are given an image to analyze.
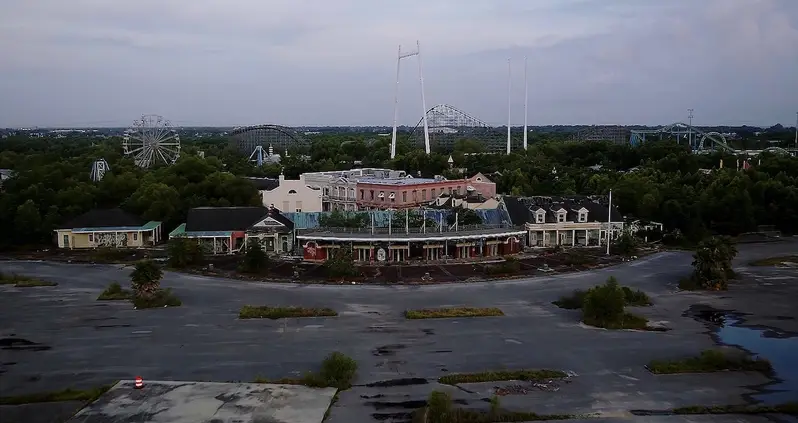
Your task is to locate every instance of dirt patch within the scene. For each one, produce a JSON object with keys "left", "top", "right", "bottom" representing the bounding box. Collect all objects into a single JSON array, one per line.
[
  {"left": 0, "top": 338, "right": 51, "bottom": 351},
  {"left": 372, "top": 344, "right": 406, "bottom": 357}
]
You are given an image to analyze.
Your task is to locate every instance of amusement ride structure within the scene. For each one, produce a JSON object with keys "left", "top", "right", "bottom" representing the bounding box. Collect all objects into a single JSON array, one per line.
[{"left": 122, "top": 115, "right": 181, "bottom": 168}]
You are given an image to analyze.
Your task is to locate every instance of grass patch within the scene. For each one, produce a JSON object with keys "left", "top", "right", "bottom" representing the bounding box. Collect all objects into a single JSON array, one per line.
[
  {"left": 97, "top": 282, "right": 132, "bottom": 301},
  {"left": 0, "top": 385, "right": 111, "bottom": 405},
  {"left": 255, "top": 351, "right": 357, "bottom": 390},
  {"left": 485, "top": 257, "right": 522, "bottom": 275},
  {"left": 439, "top": 369, "right": 567, "bottom": 385},
  {"left": 0, "top": 272, "right": 57, "bottom": 287},
  {"left": 647, "top": 350, "right": 773, "bottom": 374},
  {"left": 404, "top": 307, "right": 504, "bottom": 319},
  {"left": 132, "top": 288, "right": 182, "bottom": 309},
  {"left": 749, "top": 256, "right": 798, "bottom": 267},
  {"left": 424, "top": 390, "right": 573, "bottom": 422},
  {"left": 553, "top": 286, "right": 651, "bottom": 310},
  {"left": 674, "top": 402, "right": 797, "bottom": 415},
  {"left": 239, "top": 306, "right": 338, "bottom": 319},
  {"left": 584, "top": 312, "right": 650, "bottom": 330}
]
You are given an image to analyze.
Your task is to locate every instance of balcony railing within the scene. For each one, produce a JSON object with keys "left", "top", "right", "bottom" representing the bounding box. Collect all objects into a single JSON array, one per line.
[{"left": 298, "top": 223, "right": 521, "bottom": 236}]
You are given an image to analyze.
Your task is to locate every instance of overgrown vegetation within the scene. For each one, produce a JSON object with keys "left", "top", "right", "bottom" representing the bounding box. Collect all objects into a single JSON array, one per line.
[
  {"left": 553, "top": 284, "right": 651, "bottom": 309},
  {"left": 255, "top": 351, "right": 357, "bottom": 390},
  {"left": 323, "top": 248, "right": 360, "bottom": 279},
  {"left": 485, "top": 257, "right": 521, "bottom": 275},
  {"left": 0, "top": 272, "right": 57, "bottom": 287},
  {"left": 0, "top": 385, "right": 111, "bottom": 405},
  {"left": 439, "top": 369, "right": 567, "bottom": 385},
  {"left": 612, "top": 232, "right": 639, "bottom": 256},
  {"left": 240, "top": 238, "right": 270, "bottom": 274},
  {"left": 687, "top": 236, "right": 738, "bottom": 290},
  {"left": 97, "top": 282, "right": 132, "bottom": 300},
  {"left": 129, "top": 260, "right": 181, "bottom": 308},
  {"left": 581, "top": 276, "right": 650, "bottom": 329},
  {"left": 239, "top": 306, "right": 338, "bottom": 319},
  {"left": 404, "top": 307, "right": 504, "bottom": 319},
  {"left": 647, "top": 350, "right": 773, "bottom": 374},
  {"left": 673, "top": 402, "right": 798, "bottom": 416},
  {"left": 423, "top": 390, "right": 574, "bottom": 423},
  {"left": 167, "top": 237, "right": 205, "bottom": 268},
  {"left": 749, "top": 256, "right": 798, "bottom": 267}
]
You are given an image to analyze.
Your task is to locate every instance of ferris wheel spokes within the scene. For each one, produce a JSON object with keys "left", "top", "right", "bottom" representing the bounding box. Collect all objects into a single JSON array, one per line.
[{"left": 122, "top": 114, "right": 181, "bottom": 168}]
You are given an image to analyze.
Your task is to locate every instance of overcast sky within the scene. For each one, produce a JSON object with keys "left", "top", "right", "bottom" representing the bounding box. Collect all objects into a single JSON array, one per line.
[{"left": 1, "top": 0, "right": 797, "bottom": 128}]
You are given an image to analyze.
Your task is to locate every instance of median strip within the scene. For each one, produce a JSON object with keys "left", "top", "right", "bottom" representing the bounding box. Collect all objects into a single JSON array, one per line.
[
  {"left": 404, "top": 307, "right": 504, "bottom": 319},
  {"left": 239, "top": 306, "right": 338, "bottom": 319},
  {"left": 439, "top": 369, "right": 567, "bottom": 385}
]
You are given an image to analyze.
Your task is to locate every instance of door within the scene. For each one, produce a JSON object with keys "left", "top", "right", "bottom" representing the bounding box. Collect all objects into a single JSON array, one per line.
[{"left": 63, "top": 235, "right": 69, "bottom": 248}]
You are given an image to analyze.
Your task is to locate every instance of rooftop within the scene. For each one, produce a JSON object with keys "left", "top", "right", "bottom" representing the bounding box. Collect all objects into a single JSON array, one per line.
[{"left": 357, "top": 177, "right": 447, "bottom": 186}]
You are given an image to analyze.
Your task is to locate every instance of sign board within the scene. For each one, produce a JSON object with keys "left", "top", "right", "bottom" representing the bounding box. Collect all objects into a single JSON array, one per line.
[{"left": 376, "top": 248, "right": 387, "bottom": 262}]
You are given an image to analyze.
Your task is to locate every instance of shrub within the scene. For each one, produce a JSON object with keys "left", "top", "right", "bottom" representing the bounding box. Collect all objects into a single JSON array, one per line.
[
  {"left": 486, "top": 257, "right": 521, "bottom": 275},
  {"left": 319, "top": 352, "right": 358, "bottom": 389},
  {"left": 239, "top": 306, "right": 338, "bottom": 319},
  {"left": 691, "top": 236, "right": 738, "bottom": 290},
  {"left": 404, "top": 307, "right": 504, "bottom": 319},
  {"left": 240, "top": 238, "right": 269, "bottom": 274},
  {"left": 582, "top": 277, "right": 626, "bottom": 326},
  {"left": 612, "top": 232, "right": 639, "bottom": 256},
  {"left": 132, "top": 288, "right": 181, "bottom": 309},
  {"left": 91, "top": 248, "right": 136, "bottom": 263},
  {"left": 167, "top": 237, "right": 205, "bottom": 268},
  {"left": 323, "top": 248, "right": 360, "bottom": 278},
  {"left": 584, "top": 312, "right": 649, "bottom": 330},
  {"left": 130, "top": 260, "right": 163, "bottom": 298},
  {"left": 621, "top": 286, "right": 652, "bottom": 306},
  {"left": 552, "top": 290, "right": 586, "bottom": 309},
  {"left": 647, "top": 350, "right": 773, "bottom": 374},
  {"left": 97, "top": 282, "right": 132, "bottom": 300},
  {"left": 427, "top": 391, "right": 453, "bottom": 423}
]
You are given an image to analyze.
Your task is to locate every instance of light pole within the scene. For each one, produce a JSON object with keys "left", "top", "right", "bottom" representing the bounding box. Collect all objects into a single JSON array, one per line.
[
  {"left": 687, "top": 108, "right": 694, "bottom": 149},
  {"left": 606, "top": 190, "right": 613, "bottom": 256}
]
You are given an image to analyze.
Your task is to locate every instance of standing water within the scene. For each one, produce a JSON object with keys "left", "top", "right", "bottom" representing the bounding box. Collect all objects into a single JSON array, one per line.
[{"left": 701, "top": 310, "right": 798, "bottom": 404}]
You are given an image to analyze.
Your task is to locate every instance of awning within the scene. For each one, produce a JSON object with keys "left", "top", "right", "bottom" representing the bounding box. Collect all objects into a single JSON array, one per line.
[
  {"left": 389, "top": 245, "right": 409, "bottom": 250},
  {"left": 352, "top": 245, "right": 372, "bottom": 249},
  {"left": 423, "top": 244, "right": 444, "bottom": 249},
  {"left": 456, "top": 242, "right": 475, "bottom": 247}
]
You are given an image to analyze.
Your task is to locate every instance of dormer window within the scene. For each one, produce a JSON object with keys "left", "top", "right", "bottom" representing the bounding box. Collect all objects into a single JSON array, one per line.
[
  {"left": 557, "top": 211, "right": 566, "bottom": 223},
  {"left": 535, "top": 211, "right": 545, "bottom": 223},
  {"left": 578, "top": 208, "right": 588, "bottom": 223}
]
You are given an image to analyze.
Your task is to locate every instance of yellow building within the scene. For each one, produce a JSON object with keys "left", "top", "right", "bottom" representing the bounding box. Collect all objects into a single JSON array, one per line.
[{"left": 54, "top": 208, "right": 163, "bottom": 249}]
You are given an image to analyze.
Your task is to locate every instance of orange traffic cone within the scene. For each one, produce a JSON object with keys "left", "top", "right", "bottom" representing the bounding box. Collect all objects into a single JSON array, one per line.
[{"left": 134, "top": 376, "right": 144, "bottom": 389}]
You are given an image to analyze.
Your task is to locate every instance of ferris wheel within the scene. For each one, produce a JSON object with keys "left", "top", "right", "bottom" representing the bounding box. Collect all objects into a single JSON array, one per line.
[{"left": 122, "top": 115, "right": 181, "bottom": 168}]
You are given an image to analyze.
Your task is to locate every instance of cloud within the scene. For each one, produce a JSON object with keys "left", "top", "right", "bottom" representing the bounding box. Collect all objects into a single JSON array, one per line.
[{"left": 0, "top": 0, "right": 796, "bottom": 127}]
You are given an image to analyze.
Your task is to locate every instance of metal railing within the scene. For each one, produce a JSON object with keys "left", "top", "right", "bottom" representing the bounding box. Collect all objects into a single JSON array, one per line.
[{"left": 297, "top": 223, "right": 521, "bottom": 236}]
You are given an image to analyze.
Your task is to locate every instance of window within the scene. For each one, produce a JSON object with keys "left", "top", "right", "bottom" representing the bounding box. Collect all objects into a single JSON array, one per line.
[
  {"left": 360, "top": 189, "right": 364, "bottom": 199},
  {"left": 133, "top": 232, "right": 138, "bottom": 241},
  {"left": 578, "top": 212, "right": 587, "bottom": 222},
  {"left": 88, "top": 234, "right": 94, "bottom": 242},
  {"left": 370, "top": 190, "right": 374, "bottom": 200},
  {"left": 557, "top": 212, "right": 566, "bottom": 223},
  {"left": 536, "top": 212, "right": 545, "bottom": 224},
  {"left": 402, "top": 191, "right": 407, "bottom": 202},
  {"left": 432, "top": 188, "right": 436, "bottom": 197},
  {"left": 422, "top": 189, "right": 427, "bottom": 200},
  {"left": 296, "top": 201, "right": 303, "bottom": 211},
  {"left": 379, "top": 191, "right": 385, "bottom": 200},
  {"left": 448, "top": 187, "right": 453, "bottom": 194},
  {"left": 389, "top": 192, "right": 395, "bottom": 201},
  {"left": 349, "top": 188, "right": 355, "bottom": 199},
  {"left": 283, "top": 201, "right": 289, "bottom": 211},
  {"left": 288, "top": 189, "right": 297, "bottom": 195}
]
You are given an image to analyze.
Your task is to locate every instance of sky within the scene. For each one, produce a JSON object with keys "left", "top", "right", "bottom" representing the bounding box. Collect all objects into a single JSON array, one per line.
[{"left": 1, "top": 0, "right": 797, "bottom": 128}]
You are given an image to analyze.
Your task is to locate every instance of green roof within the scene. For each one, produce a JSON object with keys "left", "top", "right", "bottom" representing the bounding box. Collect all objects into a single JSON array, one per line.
[
  {"left": 141, "top": 221, "right": 162, "bottom": 230},
  {"left": 169, "top": 223, "right": 186, "bottom": 237}
]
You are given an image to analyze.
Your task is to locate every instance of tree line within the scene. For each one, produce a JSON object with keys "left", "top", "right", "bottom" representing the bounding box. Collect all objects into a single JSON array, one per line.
[{"left": 2, "top": 131, "right": 797, "bottom": 250}]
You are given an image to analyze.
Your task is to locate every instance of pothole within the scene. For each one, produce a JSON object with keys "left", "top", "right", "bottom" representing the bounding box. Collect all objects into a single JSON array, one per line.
[
  {"left": 372, "top": 344, "right": 406, "bottom": 357},
  {"left": 365, "top": 378, "right": 428, "bottom": 387}
]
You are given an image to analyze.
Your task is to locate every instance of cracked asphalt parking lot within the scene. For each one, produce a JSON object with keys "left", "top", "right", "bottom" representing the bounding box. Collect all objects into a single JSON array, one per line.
[{"left": 1, "top": 240, "right": 797, "bottom": 423}]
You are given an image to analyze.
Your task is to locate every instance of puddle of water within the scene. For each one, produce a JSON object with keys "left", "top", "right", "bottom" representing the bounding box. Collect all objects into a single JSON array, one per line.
[{"left": 698, "top": 310, "right": 798, "bottom": 404}]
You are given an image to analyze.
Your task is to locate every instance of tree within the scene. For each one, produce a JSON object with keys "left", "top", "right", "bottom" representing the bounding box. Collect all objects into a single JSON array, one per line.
[
  {"left": 241, "top": 238, "right": 269, "bottom": 274},
  {"left": 582, "top": 276, "right": 626, "bottom": 326},
  {"left": 15, "top": 199, "right": 42, "bottom": 240},
  {"left": 446, "top": 207, "right": 482, "bottom": 226},
  {"left": 167, "top": 237, "right": 205, "bottom": 268},
  {"left": 612, "top": 232, "right": 639, "bottom": 256},
  {"left": 323, "top": 248, "right": 359, "bottom": 278},
  {"left": 691, "top": 236, "right": 738, "bottom": 290},
  {"left": 319, "top": 210, "right": 368, "bottom": 228},
  {"left": 130, "top": 260, "right": 163, "bottom": 298}
]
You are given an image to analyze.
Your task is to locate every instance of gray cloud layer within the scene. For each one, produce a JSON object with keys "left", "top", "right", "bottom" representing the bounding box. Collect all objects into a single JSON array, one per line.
[{"left": 1, "top": 0, "right": 797, "bottom": 127}]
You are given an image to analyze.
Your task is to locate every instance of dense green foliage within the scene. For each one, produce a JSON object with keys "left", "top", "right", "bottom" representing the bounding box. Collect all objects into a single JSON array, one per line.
[
  {"left": 647, "top": 350, "right": 772, "bottom": 374},
  {"left": 689, "top": 236, "right": 738, "bottom": 290},
  {"left": 240, "top": 238, "right": 269, "bottom": 274},
  {"left": 2, "top": 131, "right": 798, "bottom": 250},
  {"left": 167, "top": 237, "right": 206, "bottom": 268}
]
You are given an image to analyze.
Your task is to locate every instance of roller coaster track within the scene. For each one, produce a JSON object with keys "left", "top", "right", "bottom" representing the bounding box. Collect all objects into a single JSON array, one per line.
[{"left": 629, "top": 122, "right": 795, "bottom": 156}]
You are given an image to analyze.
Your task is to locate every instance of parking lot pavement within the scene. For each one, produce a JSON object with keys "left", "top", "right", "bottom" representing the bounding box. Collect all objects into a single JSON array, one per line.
[{"left": 1, "top": 240, "right": 796, "bottom": 422}]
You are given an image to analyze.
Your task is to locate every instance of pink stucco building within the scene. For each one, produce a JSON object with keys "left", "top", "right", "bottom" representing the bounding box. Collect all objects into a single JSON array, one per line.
[{"left": 356, "top": 173, "right": 495, "bottom": 210}]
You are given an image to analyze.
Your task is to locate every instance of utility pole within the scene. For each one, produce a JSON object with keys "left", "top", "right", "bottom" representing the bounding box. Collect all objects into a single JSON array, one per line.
[
  {"left": 795, "top": 111, "right": 797, "bottom": 149},
  {"left": 687, "top": 108, "right": 694, "bottom": 149},
  {"left": 606, "top": 190, "right": 612, "bottom": 256},
  {"left": 523, "top": 56, "right": 528, "bottom": 151},
  {"left": 506, "top": 58, "right": 512, "bottom": 155}
]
